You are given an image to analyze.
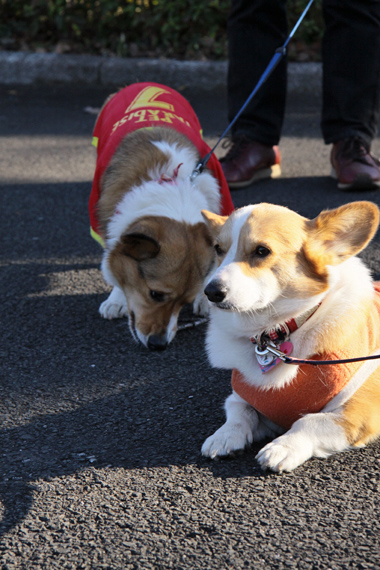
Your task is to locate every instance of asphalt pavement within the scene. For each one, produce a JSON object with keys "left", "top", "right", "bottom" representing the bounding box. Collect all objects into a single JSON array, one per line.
[{"left": 1, "top": 56, "right": 380, "bottom": 570}]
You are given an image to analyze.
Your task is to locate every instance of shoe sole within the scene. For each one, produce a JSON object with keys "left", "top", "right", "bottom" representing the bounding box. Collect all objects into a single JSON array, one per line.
[
  {"left": 330, "top": 167, "right": 380, "bottom": 190},
  {"left": 228, "top": 164, "right": 282, "bottom": 189}
]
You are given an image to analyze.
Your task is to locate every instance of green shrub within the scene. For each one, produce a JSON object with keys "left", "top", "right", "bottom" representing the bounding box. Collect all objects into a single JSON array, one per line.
[{"left": 0, "top": 0, "right": 323, "bottom": 60}]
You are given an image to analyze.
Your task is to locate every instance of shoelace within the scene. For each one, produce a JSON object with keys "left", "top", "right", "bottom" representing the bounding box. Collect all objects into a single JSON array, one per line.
[
  {"left": 338, "top": 136, "right": 380, "bottom": 166},
  {"left": 219, "top": 135, "right": 253, "bottom": 163}
]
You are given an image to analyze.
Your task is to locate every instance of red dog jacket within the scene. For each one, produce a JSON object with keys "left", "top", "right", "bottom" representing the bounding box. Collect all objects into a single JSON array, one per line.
[
  {"left": 232, "top": 283, "right": 380, "bottom": 430},
  {"left": 89, "top": 82, "right": 234, "bottom": 245}
]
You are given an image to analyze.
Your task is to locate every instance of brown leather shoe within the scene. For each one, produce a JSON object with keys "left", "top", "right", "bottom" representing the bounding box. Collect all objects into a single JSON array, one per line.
[
  {"left": 220, "top": 135, "right": 281, "bottom": 188},
  {"left": 331, "top": 136, "right": 380, "bottom": 190}
]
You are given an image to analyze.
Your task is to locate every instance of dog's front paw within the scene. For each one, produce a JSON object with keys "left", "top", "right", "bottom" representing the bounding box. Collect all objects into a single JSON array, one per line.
[
  {"left": 256, "top": 437, "right": 308, "bottom": 472},
  {"left": 193, "top": 292, "right": 209, "bottom": 317},
  {"left": 99, "top": 289, "right": 128, "bottom": 320},
  {"left": 201, "top": 422, "right": 253, "bottom": 459},
  {"left": 99, "top": 298, "right": 128, "bottom": 319}
]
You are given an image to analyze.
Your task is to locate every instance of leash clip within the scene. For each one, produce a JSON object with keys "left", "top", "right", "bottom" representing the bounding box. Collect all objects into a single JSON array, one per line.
[
  {"left": 190, "top": 161, "right": 204, "bottom": 183},
  {"left": 255, "top": 341, "right": 277, "bottom": 368},
  {"left": 265, "top": 344, "right": 290, "bottom": 362},
  {"left": 190, "top": 150, "right": 213, "bottom": 183},
  {"left": 253, "top": 337, "right": 294, "bottom": 373}
]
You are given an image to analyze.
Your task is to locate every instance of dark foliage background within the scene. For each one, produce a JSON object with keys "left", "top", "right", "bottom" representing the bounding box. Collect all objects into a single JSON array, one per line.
[{"left": 0, "top": 0, "right": 323, "bottom": 60}]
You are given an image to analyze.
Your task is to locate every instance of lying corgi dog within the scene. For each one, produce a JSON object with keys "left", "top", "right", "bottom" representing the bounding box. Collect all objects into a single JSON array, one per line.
[
  {"left": 89, "top": 82, "right": 234, "bottom": 350},
  {"left": 201, "top": 201, "right": 380, "bottom": 471}
]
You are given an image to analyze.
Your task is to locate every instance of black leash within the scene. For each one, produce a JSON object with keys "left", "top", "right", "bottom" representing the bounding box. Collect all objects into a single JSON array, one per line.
[
  {"left": 265, "top": 344, "right": 380, "bottom": 366},
  {"left": 190, "top": 0, "right": 315, "bottom": 182}
]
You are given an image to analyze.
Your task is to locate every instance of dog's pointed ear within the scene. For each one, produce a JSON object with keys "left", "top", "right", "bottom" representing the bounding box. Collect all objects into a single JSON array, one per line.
[
  {"left": 201, "top": 210, "right": 228, "bottom": 235},
  {"left": 121, "top": 232, "right": 160, "bottom": 261},
  {"left": 305, "top": 201, "right": 379, "bottom": 265}
]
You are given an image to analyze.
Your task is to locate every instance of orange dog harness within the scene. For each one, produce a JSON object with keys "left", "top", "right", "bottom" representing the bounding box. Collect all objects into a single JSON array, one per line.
[
  {"left": 89, "top": 82, "right": 234, "bottom": 244},
  {"left": 232, "top": 284, "right": 380, "bottom": 430}
]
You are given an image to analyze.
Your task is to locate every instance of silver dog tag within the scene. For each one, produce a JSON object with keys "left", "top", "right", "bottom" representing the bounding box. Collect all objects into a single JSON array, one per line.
[{"left": 255, "top": 345, "right": 275, "bottom": 367}]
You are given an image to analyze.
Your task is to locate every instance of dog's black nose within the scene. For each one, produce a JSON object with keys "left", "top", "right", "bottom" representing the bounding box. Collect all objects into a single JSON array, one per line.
[
  {"left": 147, "top": 334, "right": 168, "bottom": 351},
  {"left": 204, "top": 280, "right": 227, "bottom": 303}
]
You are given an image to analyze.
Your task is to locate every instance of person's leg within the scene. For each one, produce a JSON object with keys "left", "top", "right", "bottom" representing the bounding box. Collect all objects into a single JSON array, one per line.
[
  {"left": 322, "top": 0, "right": 380, "bottom": 144},
  {"left": 322, "top": 0, "right": 380, "bottom": 188},
  {"left": 222, "top": 0, "right": 287, "bottom": 187},
  {"left": 227, "top": 0, "right": 288, "bottom": 145}
]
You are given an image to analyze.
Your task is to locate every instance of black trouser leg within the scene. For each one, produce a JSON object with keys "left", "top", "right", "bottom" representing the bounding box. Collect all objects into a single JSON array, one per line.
[
  {"left": 227, "top": 0, "right": 288, "bottom": 146},
  {"left": 321, "top": 0, "right": 380, "bottom": 145}
]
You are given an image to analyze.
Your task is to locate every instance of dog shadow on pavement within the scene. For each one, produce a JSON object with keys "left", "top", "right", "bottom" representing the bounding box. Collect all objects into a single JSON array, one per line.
[{"left": 0, "top": 271, "right": 252, "bottom": 535}]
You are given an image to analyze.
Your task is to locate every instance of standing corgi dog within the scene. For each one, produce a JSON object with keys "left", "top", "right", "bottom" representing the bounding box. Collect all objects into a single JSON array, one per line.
[
  {"left": 89, "top": 83, "right": 234, "bottom": 350},
  {"left": 201, "top": 201, "right": 380, "bottom": 471}
]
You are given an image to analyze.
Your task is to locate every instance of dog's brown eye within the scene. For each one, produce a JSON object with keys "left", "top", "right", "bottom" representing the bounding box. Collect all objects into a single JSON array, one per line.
[
  {"left": 150, "top": 290, "right": 165, "bottom": 302},
  {"left": 214, "top": 244, "right": 225, "bottom": 256},
  {"left": 255, "top": 246, "right": 271, "bottom": 257}
]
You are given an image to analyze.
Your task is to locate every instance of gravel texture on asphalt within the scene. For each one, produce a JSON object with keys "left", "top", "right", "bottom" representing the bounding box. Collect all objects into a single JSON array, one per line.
[{"left": 0, "top": 84, "right": 380, "bottom": 569}]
